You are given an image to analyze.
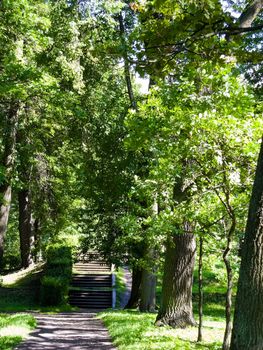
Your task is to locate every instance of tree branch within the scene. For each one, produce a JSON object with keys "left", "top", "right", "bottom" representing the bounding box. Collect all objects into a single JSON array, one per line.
[{"left": 238, "top": 0, "right": 263, "bottom": 28}]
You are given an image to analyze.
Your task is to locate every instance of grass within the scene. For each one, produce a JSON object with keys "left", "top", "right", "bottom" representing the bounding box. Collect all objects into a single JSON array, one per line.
[
  {"left": 1, "top": 264, "right": 44, "bottom": 287},
  {"left": 98, "top": 310, "right": 223, "bottom": 350},
  {"left": 98, "top": 264, "right": 228, "bottom": 350},
  {"left": 0, "top": 313, "right": 36, "bottom": 350}
]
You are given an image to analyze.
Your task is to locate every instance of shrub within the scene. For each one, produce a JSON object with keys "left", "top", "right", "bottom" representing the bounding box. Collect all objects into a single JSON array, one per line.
[
  {"left": 40, "top": 243, "right": 72, "bottom": 306},
  {"left": 40, "top": 276, "right": 69, "bottom": 305},
  {"left": 2, "top": 254, "right": 21, "bottom": 270},
  {"left": 46, "top": 244, "right": 72, "bottom": 264}
]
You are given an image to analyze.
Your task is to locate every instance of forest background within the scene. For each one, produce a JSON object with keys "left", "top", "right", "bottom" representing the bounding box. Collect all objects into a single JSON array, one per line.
[{"left": 0, "top": 1, "right": 262, "bottom": 350}]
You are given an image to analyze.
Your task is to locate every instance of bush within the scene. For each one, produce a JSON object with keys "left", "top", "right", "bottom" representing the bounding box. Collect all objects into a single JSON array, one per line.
[
  {"left": 2, "top": 254, "right": 21, "bottom": 271},
  {"left": 40, "top": 243, "right": 72, "bottom": 306},
  {"left": 46, "top": 244, "right": 72, "bottom": 264},
  {"left": 40, "top": 276, "right": 69, "bottom": 305}
]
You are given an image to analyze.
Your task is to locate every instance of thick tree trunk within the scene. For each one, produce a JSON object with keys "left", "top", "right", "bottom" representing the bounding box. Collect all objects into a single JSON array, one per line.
[
  {"left": 0, "top": 104, "right": 19, "bottom": 268},
  {"left": 18, "top": 189, "right": 34, "bottom": 268},
  {"left": 156, "top": 228, "right": 197, "bottom": 328},
  {"left": 125, "top": 266, "right": 142, "bottom": 309},
  {"left": 230, "top": 139, "right": 263, "bottom": 350}
]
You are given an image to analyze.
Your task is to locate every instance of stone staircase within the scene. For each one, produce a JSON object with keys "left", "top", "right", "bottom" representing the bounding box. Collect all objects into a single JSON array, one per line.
[{"left": 69, "top": 259, "right": 113, "bottom": 309}]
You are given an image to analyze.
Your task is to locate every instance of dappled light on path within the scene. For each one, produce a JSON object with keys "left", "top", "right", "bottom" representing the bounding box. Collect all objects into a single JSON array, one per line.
[{"left": 15, "top": 312, "right": 116, "bottom": 350}]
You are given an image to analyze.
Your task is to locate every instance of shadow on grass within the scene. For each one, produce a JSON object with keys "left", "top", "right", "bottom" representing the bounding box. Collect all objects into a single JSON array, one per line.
[
  {"left": 193, "top": 302, "right": 225, "bottom": 321},
  {"left": 0, "top": 287, "right": 38, "bottom": 312},
  {"left": 0, "top": 286, "right": 78, "bottom": 313},
  {"left": 99, "top": 310, "right": 222, "bottom": 350}
]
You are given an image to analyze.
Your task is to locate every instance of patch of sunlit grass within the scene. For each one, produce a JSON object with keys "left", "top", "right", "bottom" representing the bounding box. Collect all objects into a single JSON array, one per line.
[
  {"left": 98, "top": 310, "right": 223, "bottom": 350},
  {"left": 0, "top": 313, "right": 36, "bottom": 350},
  {"left": 2, "top": 263, "right": 44, "bottom": 287}
]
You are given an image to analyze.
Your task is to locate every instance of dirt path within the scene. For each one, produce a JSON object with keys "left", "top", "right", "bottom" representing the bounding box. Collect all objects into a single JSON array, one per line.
[{"left": 15, "top": 311, "right": 117, "bottom": 350}]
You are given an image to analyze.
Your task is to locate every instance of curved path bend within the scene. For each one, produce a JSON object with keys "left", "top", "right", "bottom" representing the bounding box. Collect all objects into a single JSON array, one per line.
[{"left": 15, "top": 311, "right": 116, "bottom": 350}]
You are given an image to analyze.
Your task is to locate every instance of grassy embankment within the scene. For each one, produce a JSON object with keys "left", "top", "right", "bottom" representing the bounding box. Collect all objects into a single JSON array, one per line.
[{"left": 0, "top": 263, "right": 76, "bottom": 313}]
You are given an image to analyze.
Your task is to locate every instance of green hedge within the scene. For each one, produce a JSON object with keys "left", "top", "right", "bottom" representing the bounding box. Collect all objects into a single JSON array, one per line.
[{"left": 40, "top": 243, "right": 72, "bottom": 306}]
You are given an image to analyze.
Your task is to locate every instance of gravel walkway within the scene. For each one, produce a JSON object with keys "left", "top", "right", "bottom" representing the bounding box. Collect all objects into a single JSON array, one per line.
[{"left": 15, "top": 311, "right": 117, "bottom": 350}]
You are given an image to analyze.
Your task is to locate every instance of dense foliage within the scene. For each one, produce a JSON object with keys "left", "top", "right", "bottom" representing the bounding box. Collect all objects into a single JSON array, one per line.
[
  {"left": 0, "top": 0, "right": 262, "bottom": 349},
  {"left": 40, "top": 242, "right": 72, "bottom": 306}
]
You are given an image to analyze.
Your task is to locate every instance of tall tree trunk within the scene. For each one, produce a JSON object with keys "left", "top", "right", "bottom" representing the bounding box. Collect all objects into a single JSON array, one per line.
[
  {"left": 0, "top": 104, "right": 19, "bottom": 268},
  {"left": 33, "top": 218, "right": 40, "bottom": 263},
  {"left": 139, "top": 251, "right": 157, "bottom": 312},
  {"left": 230, "top": 139, "right": 263, "bottom": 350},
  {"left": 222, "top": 217, "right": 236, "bottom": 350},
  {"left": 118, "top": 12, "right": 137, "bottom": 110},
  {"left": 156, "top": 227, "right": 196, "bottom": 328},
  {"left": 197, "top": 237, "right": 204, "bottom": 342},
  {"left": 18, "top": 189, "right": 34, "bottom": 268},
  {"left": 0, "top": 186, "right": 12, "bottom": 267},
  {"left": 139, "top": 195, "right": 158, "bottom": 312},
  {"left": 125, "top": 266, "right": 142, "bottom": 309}
]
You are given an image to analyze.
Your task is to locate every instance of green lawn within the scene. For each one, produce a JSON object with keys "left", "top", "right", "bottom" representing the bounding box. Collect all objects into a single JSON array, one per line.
[
  {"left": 98, "top": 310, "right": 223, "bottom": 350},
  {"left": 0, "top": 313, "right": 36, "bottom": 350}
]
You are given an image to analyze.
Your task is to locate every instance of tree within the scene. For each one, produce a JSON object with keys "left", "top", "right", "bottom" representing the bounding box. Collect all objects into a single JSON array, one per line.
[
  {"left": 230, "top": 139, "right": 263, "bottom": 350},
  {"left": 0, "top": 0, "right": 85, "bottom": 268},
  {"left": 125, "top": 0, "right": 263, "bottom": 331},
  {"left": 124, "top": 59, "right": 261, "bottom": 327},
  {"left": 0, "top": 0, "right": 51, "bottom": 267}
]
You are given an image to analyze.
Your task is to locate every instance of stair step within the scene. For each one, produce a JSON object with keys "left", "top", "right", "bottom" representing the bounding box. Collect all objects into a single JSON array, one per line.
[
  {"left": 71, "top": 278, "right": 111, "bottom": 282},
  {"left": 70, "top": 285, "right": 112, "bottom": 288},
  {"left": 71, "top": 280, "right": 111, "bottom": 284},
  {"left": 73, "top": 267, "right": 111, "bottom": 273},
  {"left": 74, "top": 263, "right": 110, "bottom": 267},
  {"left": 72, "top": 275, "right": 111, "bottom": 278},
  {"left": 69, "top": 291, "right": 112, "bottom": 295},
  {"left": 72, "top": 278, "right": 111, "bottom": 280},
  {"left": 69, "top": 257, "right": 113, "bottom": 309},
  {"left": 69, "top": 303, "right": 111, "bottom": 309},
  {"left": 69, "top": 297, "right": 111, "bottom": 301}
]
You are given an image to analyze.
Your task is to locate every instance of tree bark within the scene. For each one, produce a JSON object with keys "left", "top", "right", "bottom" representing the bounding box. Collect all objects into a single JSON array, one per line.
[
  {"left": 118, "top": 12, "right": 137, "bottom": 110},
  {"left": 230, "top": 138, "right": 263, "bottom": 350},
  {"left": 0, "top": 104, "right": 19, "bottom": 268},
  {"left": 156, "top": 227, "right": 197, "bottom": 328},
  {"left": 33, "top": 218, "right": 40, "bottom": 263},
  {"left": 139, "top": 254, "right": 157, "bottom": 312},
  {"left": 197, "top": 237, "right": 203, "bottom": 342},
  {"left": 238, "top": 0, "right": 263, "bottom": 29},
  {"left": 222, "top": 217, "right": 236, "bottom": 350},
  {"left": 18, "top": 189, "right": 34, "bottom": 268},
  {"left": 139, "top": 195, "right": 158, "bottom": 312},
  {"left": 125, "top": 266, "right": 142, "bottom": 309}
]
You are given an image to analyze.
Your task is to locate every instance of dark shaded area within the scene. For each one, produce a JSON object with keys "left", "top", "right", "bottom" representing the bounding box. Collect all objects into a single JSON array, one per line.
[{"left": 15, "top": 312, "right": 116, "bottom": 350}]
